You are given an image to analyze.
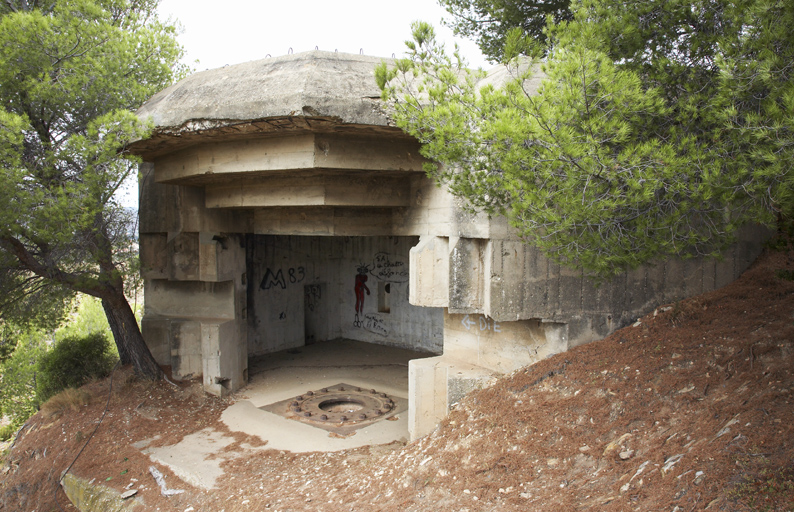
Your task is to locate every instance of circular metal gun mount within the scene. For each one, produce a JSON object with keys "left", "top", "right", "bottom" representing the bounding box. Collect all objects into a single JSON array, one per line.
[{"left": 288, "top": 384, "right": 395, "bottom": 427}]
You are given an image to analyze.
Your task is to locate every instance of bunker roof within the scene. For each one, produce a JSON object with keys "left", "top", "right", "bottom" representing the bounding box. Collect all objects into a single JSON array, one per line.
[
  {"left": 130, "top": 51, "right": 407, "bottom": 158},
  {"left": 138, "top": 50, "right": 392, "bottom": 128},
  {"left": 129, "top": 50, "right": 541, "bottom": 159}
]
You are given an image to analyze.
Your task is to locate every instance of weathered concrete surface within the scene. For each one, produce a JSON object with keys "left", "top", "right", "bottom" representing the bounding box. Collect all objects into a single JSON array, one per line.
[
  {"left": 130, "top": 51, "right": 408, "bottom": 160},
  {"left": 226, "top": 339, "right": 431, "bottom": 452},
  {"left": 444, "top": 312, "right": 567, "bottom": 374},
  {"left": 409, "top": 236, "right": 450, "bottom": 308},
  {"left": 408, "top": 356, "right": 497, "bottom": 440},
  {"left": 125, "top": 340, "right": 431, "bottom": 497},
  {"left": 135, "top": 428, "right": 267, "bottom": 490},
  {"left": 61, "top": 473, "right": 142, "bottom": 511},
  {"left": 205, "top": 173, "right": 413, "bottom": 209},
  {"left": 250, "top": 207, "right": 397, "bottom": 236},
  {"left": 138, "top": 163, "right": 242, "bottom": 235},
  {"left": 409, "top": 229, "right": 769, "bottom": 347},
  {"left": 131, "top": 50, "right": 768, "bottom": 436},
  {"left": 139, "top": 339, "right": 432, "bottom": 465},
  {"left": 138, "top": 51, "right": 391, "bottom": 128},
  {"left": 153, "top": 134, "right": 425, "bottom": 185}
]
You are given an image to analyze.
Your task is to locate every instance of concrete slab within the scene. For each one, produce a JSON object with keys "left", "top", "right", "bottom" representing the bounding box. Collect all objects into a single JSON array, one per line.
[
  {"left": 224, "top": 339, "right": 434, "bottom": 452},
  {"left": 137, "top": 428, "right": 267, "bottom": 490},
  {"left": 138, "top": 340, "right": 437, "bottom": 490}
]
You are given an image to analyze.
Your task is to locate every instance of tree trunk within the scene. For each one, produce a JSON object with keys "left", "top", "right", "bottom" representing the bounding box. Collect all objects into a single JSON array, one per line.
[{"left": 101, "top": 290, "right": 164, "bottom": 380}]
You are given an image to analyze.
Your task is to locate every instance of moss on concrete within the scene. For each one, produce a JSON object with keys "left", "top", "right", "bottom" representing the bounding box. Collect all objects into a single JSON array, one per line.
[{"left": 61, "top": 473, "right": 142, "bottom": 512}]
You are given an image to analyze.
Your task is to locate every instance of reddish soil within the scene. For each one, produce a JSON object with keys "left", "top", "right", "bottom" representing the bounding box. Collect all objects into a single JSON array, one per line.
[{"left": 2, "top": 244, "right": 794, "bottom": 511}]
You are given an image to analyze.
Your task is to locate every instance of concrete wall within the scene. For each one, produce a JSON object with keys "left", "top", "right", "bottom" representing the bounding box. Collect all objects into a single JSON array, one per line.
[
  {"left": 139, "top": 163, "right": 249, "bottom": 395},
  {"left": 138, "top": 163, "right": 244, "bottom": 236},
  {"left": 405, "top": 226, "right": 768, "bottom": 439},
  {"left": 246, "top": 235, "right": 444, "bottom": 356},
  {"left": 444, "top": 312, "right": 567, "bottom": 374},
  {"left": 410, "top": 226, "right": 768, "bottom": 348}
]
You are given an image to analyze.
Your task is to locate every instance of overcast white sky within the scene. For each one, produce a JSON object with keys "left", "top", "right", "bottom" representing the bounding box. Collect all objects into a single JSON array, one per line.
[{"left": 157, "top": 0, "right": 489, "bottom": 71}]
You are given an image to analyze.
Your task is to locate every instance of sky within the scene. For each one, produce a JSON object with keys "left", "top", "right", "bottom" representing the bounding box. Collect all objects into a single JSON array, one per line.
[{"left": 156, "top": 0, "right": 490, "bottom": 71}]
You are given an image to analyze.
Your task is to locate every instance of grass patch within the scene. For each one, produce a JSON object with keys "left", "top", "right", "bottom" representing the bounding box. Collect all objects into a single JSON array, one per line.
[
  {"left": 39, "top": 387, "right": 92, "bottom": 418},
  {"left": 729, "top": 462, "right": 794, "bottom": 511},
  {"left": 0, "top": 423, "right": 19, "bottom": 442},
  {"left": 775, "top": 269, "right": 794, "bottom": 281}
]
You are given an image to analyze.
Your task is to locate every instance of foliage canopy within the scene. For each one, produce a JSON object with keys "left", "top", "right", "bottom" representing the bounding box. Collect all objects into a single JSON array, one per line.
[
  {"left": 378, "top": 0, "right": 794, "bottom": 277},
  {"left": 438, "top": 0, "right": 572, "bottom": 61},
  {"left": 0, "top": 0, "right": 184, "bottom": 375}
]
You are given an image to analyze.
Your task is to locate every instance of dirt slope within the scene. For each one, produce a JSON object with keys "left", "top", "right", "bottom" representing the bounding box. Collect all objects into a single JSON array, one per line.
[{"left": 2, "top": 245, "right": 794, "bottom": 511}]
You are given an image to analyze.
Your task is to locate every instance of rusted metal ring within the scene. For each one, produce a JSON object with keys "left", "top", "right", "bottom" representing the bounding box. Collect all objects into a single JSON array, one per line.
[{"left": 289, "top": 387, "right": 396, "bottom": 426}]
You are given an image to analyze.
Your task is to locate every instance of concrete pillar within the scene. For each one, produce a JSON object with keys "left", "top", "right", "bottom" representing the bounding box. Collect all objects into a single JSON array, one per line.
[
  {"left": 169, "top": 320, "right": 202, "bottom": 379},
  {"left": 140, "top": 228, "right": 248, "bottom": 395},
  {"left": 409, "top": 236, "right": 449, "bottom": 308},
  {"left": 449, "top": 237, "right": 485, "bottom": 313},
  {"left": 408, "top": 356, "right": 448, "bottom": 440},
  {"left": 408, "top": 355, "right": 497, "bottom": 440},
  {"left": 201, "top": 321, "right": 246, "bottom": 396},
  {"left": 140, "top": 316, "right": 171, "bottom": 366}
]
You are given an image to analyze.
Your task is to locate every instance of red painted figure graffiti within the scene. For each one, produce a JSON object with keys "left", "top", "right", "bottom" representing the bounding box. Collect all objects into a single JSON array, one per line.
[{"left": 354, "top": 265, "right": 370, "bottom": 315}]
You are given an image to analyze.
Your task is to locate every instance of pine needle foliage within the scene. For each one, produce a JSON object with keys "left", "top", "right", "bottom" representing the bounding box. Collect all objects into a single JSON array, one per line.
[
  {"left": 0, "top": 0, "right": 185, "bottom": 377},
  {"left": 378, "top": 0, "right": 794, "bottom": 278}
]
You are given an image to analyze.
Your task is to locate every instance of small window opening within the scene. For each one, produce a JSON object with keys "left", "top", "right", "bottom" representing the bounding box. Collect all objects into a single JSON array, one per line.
[{"left": 378, "top": 282, "right": 391, "bottom": 313}]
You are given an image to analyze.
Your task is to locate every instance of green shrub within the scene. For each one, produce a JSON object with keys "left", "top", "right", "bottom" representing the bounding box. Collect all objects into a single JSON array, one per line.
[
  {"left": 36, "top": 332, "right": 117, "bottom": 403},
  {"left": 0, "top": 330, "right": 46, "bottom": 437},
  {"left": 0, "top": 423, "right": 19, "bottom": 442}
]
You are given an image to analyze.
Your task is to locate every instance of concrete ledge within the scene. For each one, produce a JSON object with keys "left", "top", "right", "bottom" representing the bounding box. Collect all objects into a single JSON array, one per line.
[
  {"left": 443, "top": 312, "right": 568, "bottom": 374},
  {"left": 61, "top": 473, "right": 142, "bottom": 512}
]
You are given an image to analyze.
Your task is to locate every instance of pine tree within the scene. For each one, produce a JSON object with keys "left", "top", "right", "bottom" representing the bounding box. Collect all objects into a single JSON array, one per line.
[
  {"left": 0, "top": 0, "right": 186, "bottom": 377},
  {"left": 378, "top": 0, "right": 794, "bottom": 277}
]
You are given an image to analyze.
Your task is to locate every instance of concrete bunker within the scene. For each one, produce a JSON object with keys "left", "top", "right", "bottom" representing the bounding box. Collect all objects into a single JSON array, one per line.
[{"left": 130, "top": 50, "right": 767, "bottom": 443}]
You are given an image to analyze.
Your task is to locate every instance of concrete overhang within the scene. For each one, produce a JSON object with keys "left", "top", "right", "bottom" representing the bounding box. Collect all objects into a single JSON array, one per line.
[
  {"left": 128, "top": 51, "right": 430, "bottom": 213},
  {"left": 128, "top": 51, "right": 405, "bottom": 160},
  {"left": 127, "top": 51, "right": 543, "bottom": 161},
  {"left": 151, "top": 132, "right": 424, "bottom": 184}
]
